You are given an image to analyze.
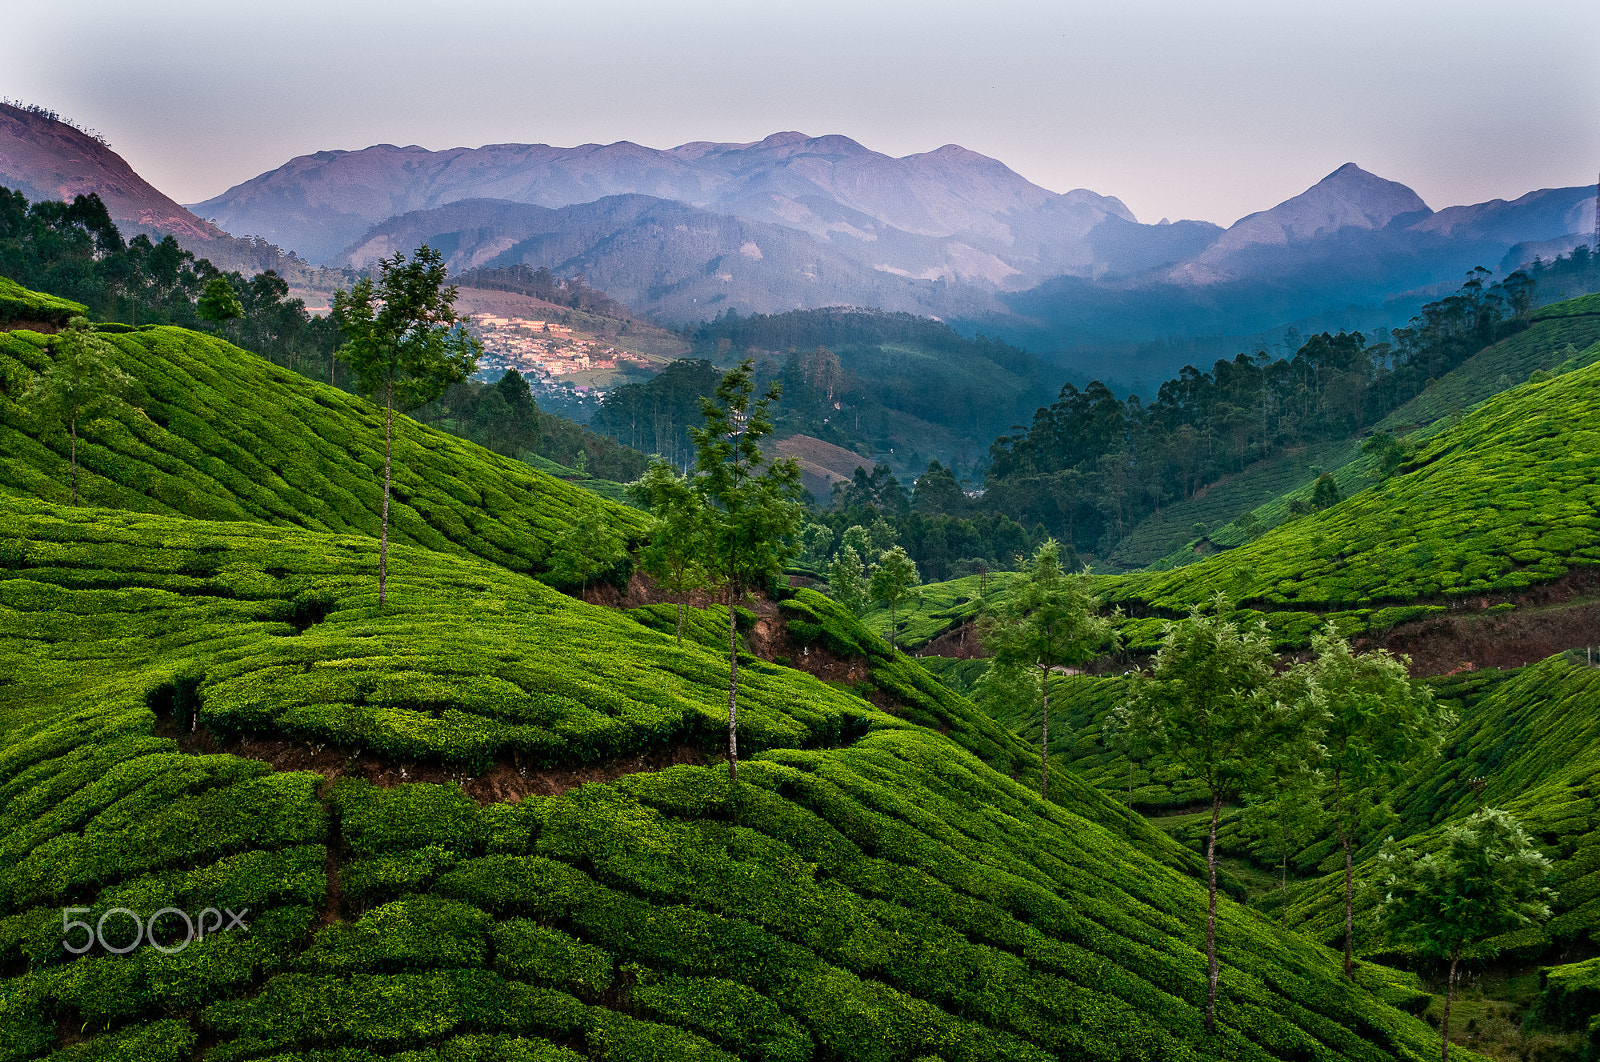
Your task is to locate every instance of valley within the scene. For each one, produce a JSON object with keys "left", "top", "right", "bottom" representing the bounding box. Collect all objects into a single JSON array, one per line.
[{"left": 5, "top": 78, "right": 1600, "bottom": 1061}]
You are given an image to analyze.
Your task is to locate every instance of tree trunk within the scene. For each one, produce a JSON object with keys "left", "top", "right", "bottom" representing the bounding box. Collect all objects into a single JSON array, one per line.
[
  {"left": 676, "top": 599, "right": 684, "bottom": 646},
  {"left": 380, "top": 380, "right": 392, "bottom": 608},
  {"left": 1205, "top": 791, "right": 1222, "bottom": 1034},
  {"left": 726, "top": 587, "right": 739, "bottom": 783},
  {"left": 69, "top": 416, "right": 78, "bottom": 506},
  {"left": 1337, "top": 773, "right": 1355, "bottom": 978},
  {"left": 889, "top": 600, "right": 897, "bottom": 650},
  {"left": 1441, "top": 953, "right": 1459, "bottom": 1062},
  {"left": 1280, "top": 833, "right": 1290, "bottom": 926},
  {"left": 1039, "top": 663, "right": 1051, "bottom": 799}
]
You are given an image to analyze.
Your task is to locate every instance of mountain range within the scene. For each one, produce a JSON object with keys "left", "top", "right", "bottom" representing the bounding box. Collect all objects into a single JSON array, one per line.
[
  {"left": 188, "top": 133, "right": 1596, "bottom": 369},
  {"left": 3, "top": 103, "right": 1595, "bottom": 376}
]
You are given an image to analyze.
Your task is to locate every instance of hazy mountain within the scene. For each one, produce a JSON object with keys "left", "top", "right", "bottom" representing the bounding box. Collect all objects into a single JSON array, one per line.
[
  {"left": 190, "top": 131, "right": 1138, "bottom": 275},
  {"left": 0, "top": 101, "right": 225, "bottom": 242},
  {"left": 336, "top": 194, "right": 1005, "bottom": 321},
  {"left": 1169, "top": 164, "right": 1431, "bottom": 283}
]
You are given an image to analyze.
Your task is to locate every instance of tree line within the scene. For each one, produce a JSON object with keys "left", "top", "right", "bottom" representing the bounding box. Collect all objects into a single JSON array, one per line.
[{"left": 980, "top": 266, "right": 1557, "bottom": 556}]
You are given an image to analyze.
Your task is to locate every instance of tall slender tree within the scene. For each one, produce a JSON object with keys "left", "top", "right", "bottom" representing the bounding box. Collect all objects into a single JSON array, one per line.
[
  {"left": 869, "top": 545, "right": 921, "bottom": 650},
  {"left": 1304, "top": 625, "right": 1451, "bottom": 978},
  {"left": 980, "top": 538, "right": 1117, "bottom": 798},
  {"left": 687, "top": 359, "right": 805, "bottom": 781},
  {"left": 24, "top": 316, "right": 132, "bottom": 505},
  {"left": 1117, "top": 599, "right": 1292, "bottom": 1034},
  {"left": 331, "top": 247, "right": 479, "bottom": 606}
]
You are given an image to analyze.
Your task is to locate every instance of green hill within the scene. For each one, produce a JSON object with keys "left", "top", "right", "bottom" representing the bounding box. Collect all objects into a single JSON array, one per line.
[
  {"left": 1380, "top": 294, "right": 1600, "bottom": 432},
  {"left": 0, "top": 286, "right": 1469, "bottom": 1060},
  {"left": 1105, "top": 356, "right": 1600, "bottom": 650},
  {"left": 0, "top": 326, "right": 646, "bottom": 580},
  {"left": 0, "top": 495, "right": 1459, "bottom": 1062},
  {"left": 1278, "top": 654, "right": 1600, "bottom": 958},
  {"left": 0, "top": 278, "right": 83, "bottom": 328}
]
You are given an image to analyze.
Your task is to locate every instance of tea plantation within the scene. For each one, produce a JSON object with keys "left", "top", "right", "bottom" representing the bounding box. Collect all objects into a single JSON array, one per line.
[
  {"left": 0, "top": 495, "right": 1463, "bottom": 1061},
  {"left": 0, "top": 326, "right": 646, "bottom": 580},
  {"left": 1101, "top": 355, "right": 1600, "bottom": 650},
  {"left": 0, "top": 279, "right": 1486, "bottom": 1059}
]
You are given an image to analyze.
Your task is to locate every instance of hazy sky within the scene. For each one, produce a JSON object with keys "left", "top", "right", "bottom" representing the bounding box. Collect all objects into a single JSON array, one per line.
[{"left": 9, "top": 0, "right": 1598, "bottom": 226}]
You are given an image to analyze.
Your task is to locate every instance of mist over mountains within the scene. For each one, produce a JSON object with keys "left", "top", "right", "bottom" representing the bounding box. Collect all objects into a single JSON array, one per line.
[
  {"left": 186, "top": 131, "right": 1595, "bottom": 374},
  {"left": 4, "top": 102, "right": 1594, "bottom": 378}
]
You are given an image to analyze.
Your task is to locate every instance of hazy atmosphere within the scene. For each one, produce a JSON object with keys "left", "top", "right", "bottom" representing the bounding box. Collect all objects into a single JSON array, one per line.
[
  {"left": 10, "top": 2, "right": 1600, "bottom": 1059},
  {"left": 10, "top": 0, "right": 1599, "bottom": 223}
]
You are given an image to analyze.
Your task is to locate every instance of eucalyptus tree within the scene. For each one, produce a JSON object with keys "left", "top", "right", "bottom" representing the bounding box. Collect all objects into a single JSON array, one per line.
[
  {"left": 1304, "top": 625, "right": 1451, "bottom": 978},
  {"left": 24, "top": 316, "right": 132, "bottom": 505},
  {"left": 687, "top": 359, "right": 805, "bottom": 782},
  {"left": 1379, "top": 809, "right": 1553, "bottom": 1062},
  {"left": 1117, "top": 599, "right": 1293, "bottom": 1034},
  {"left": 980, "top": 538, "right": 1117, "bottom": 799},
  {"left": 331, "top": 247, "right": 480, "bottom": 605}
]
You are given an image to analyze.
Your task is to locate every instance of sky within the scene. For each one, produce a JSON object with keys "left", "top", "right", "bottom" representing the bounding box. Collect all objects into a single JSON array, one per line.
[{"left": 8, "top": 0, "right": 1599, "bottom": 227}]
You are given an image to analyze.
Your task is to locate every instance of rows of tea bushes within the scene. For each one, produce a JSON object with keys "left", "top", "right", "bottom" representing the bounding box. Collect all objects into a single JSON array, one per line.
[
  {"left": 856, "top": 572, "right": 1018, "bottom": 652},
  {"left": 1106, "top": 357, "right": 1600, "bottom": 648},
  {"left": 1107, "top": 437, "right": 1362, "bottom": 571},
  {"left": 0, "top": 279, "right": 83, "bottom": 327},
  {"left": 0, "top": 323, "right": 645, "bottom": 578},
  {"left": 0, "top": 534, "right": 1465, "bottom": 1055},
  {"left": 1379, "top": 295, "right": 1600, "bottom": 431}
]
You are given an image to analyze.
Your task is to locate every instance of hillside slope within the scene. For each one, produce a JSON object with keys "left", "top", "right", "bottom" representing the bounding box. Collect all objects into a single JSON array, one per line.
[
  {"left": 1106, "top": 355, "right": 1600, "bottom": 652},
  {"left": 0, "top": 495, "right": 1462, "bottom": 1062},
  {"left": 0, "top": 322, "right": 645, "bottom": 578}
]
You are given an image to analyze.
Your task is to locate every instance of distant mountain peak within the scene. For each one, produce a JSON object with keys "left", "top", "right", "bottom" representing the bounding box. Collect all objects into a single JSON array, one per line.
[
  {"left": 1170, "top": 162, "right": 1432, "bottom": 282},
  {"left": 758, "top": 130, "right": 812, "bottom": 148}
]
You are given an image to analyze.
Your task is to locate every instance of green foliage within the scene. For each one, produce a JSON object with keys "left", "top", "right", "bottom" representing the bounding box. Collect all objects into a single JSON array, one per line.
[
  {"left": 544, "top": 509, "right": 627, "bottom": 594},
  {"left": 1310, "top": 473, "right": 1342, "bottom": 511},
  {"left": 196, "top": 277, "right": 244, "bottom": 326},
  {"left": 687, "top": 358, "right": 806, "bottom": 779},
  {"left": 1305, "top": 626, "right": 1451, "bottom": 974},
  {"left": 20, "top": 317, "right": 133, "bottom": 504},
  {"left": 867, "top": 545, "right": 920, "bottom": 649},
  {"left": 1108, "top": 355, "right": 1600, "bottom": 646},
  {"left": 688, "top": 358, "right": 806, "bottom": 601},
  {"left": 0, "top": 275, "right": 85, "bottom": 327},
  {"left": 629, "top": 461, "right": 711, "bottom": 641},
  {"left": 981, "top": 539, "right": 1117, "bottom": 796},
  {"left": 825, "top": 546, "right": 870, "bottom": 617},
  {"left": 332, "top": 247, "right": 481, "bottom": 414},
  {"left": 0, "top": 318, "right": 646, "bottom": 576},
  {"left": 1118, "top": 601, "right": 1298, "bottom": 1030},
  {"left": 0, "top": 488, "right": 1463, "bottom": 1060},
  {"left": 1379, "top": 809, "right": 1554, "bottom": 1059},
  {"left": 1379, "top": 809, "right": 1555, "bottom": 964}
]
